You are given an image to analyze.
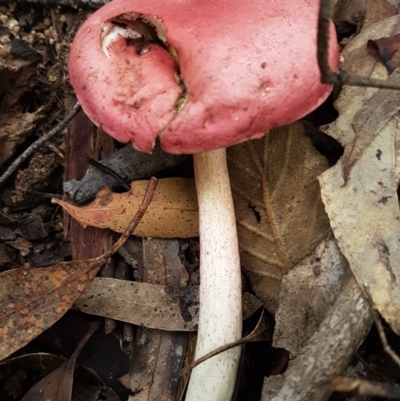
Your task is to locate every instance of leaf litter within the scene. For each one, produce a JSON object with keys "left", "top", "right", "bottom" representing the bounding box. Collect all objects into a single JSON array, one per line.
[
  {"left": 0, "top": 178, "right": 157, "bottom": 360},
  {"left": 3, "top": 0, "right": 399, "bottom": 398},
  {"left": 74, "top": 278, "right": 263, "bottom": 331},
  {"left": 53, "top": 177, "right": 198, "bottom": 238},
  {"left": 273, "top": 238, "right": 350, "bottom": 356},
  {"left": 21, "top": 321, "right": 100, "bottom": 401},
  {"left": 319, "top": 14, "right": 400, "bottom": 335},
  {"left": 227, "top": 121, "right": 331, "bottom": 312}
]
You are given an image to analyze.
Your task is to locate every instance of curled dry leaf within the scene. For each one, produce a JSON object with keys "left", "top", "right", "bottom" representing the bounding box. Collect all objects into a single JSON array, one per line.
[
  {"left": 367, "top": 33, "right": 400, "bottom": 73},
  {"left": 227, "top": 122, "right": 330, "bottom": 312},
  {"left": 53, "top": 178, "right": 198, "bottom": 238},
  {"left": 74, "top": 278, "right": 263, "bottom": 331},
  {"left": 319, "top": 117, "right": 400, "bottom": 334}
]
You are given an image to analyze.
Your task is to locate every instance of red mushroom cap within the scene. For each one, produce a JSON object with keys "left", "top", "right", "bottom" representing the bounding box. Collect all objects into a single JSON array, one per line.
[{"left": 69, "top": 0, "right": 339, "bottom": 154}]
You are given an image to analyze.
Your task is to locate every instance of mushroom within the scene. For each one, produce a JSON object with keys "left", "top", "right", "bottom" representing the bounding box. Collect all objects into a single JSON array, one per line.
[{"left": 68, "top": 1, "right": 339, "bottom": 400}]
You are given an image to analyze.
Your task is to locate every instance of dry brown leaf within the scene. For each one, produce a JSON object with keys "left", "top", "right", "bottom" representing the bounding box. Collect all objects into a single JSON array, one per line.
[
  {"left": 363, "top": 0, "right": 397, "bottom": 30},
  {"left": 22, "top": 360, "right": 68, "bottom": 401},
  {"left": 321, "top": 15, "right": 400, "bottom": 181},
  {"left": 0, "top": 45, "right": 46, "bottom": 166},
  {"left": 227, "top": 122, "right": 330, "bottom": 312},
  {"left": 321, "top": 15, "right": 400, "bottom": 147},
  {"left": 334, "top": 0, "right": 396, "bottom": 33},
  {"left": 0, "top": 179, "right": 156, "bottom": 360},
  {"left": 333, "top": 0, "right": 366, "bottom": 28},
  {"left": 0, "top": 259, "right": 104, "bottom": 361},
  {"left": 319, "top": 118, "right": 400, "bottom": 334},
  {"left": 342, "top": 67, "right": 400, "bottom": 180},
  {"left": 273, "top": 238, "right": 350, "bottom": 356},
  {"left": 318, "top": 14, "right": 400, "bottom": 335},
  {"left": 367, "top": 34, "right": 400, "bottom": 73},
  {"left": 75, "top": 278, "right": 262, "bottom": 332},
  {"left": 387, "top": 0, "right": 400, "bottom": 10},
  {"left": 53, "top": 177, "right": 198, "bottom": 238},
  {"left": 21, "top": 322, "right": 99, "bottom": 401}
]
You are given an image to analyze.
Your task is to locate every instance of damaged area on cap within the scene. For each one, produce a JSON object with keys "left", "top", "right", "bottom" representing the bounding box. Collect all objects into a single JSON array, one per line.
[
  {"left": 69, "top": 10, "right": 183, "bottom": 153},
  {"left": 101, "top": 22, "right": 144, "bottom": 58},
  {"left": 69, "top": 0, "right": 340, "bottom": 154}
]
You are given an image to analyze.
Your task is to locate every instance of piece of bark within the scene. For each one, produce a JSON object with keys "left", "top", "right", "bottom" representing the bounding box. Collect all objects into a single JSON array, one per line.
[
  {"left": 99, "top": 259, "right": 116, "bottom": 335},
  {"left": 64, "top": 106, "right": 114, "bottom": 261},
  {"left": 63, "top": 143, "right": 189, "bottom": 204},
  {"left": 261, "top": 277, "right": 373, "bottom": 401},
  {"left": 128, "top": 238, "right": 190, "bottom": 401}
]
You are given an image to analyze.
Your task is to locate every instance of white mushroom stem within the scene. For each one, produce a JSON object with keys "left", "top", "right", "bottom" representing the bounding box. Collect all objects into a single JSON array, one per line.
[{"left": 186, "top": 148, "right": 242, "bottom": 401}]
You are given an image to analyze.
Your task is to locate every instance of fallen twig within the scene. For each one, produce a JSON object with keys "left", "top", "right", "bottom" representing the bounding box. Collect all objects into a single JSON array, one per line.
[
  {"left": 318, "top": 0, "right": 400, "bottom": 90},
  {"left": 261, "top": 277, "right": 373, "bottom": 401},
  {"left": 0, "top": 102, "right": 81, "bottom": 188}
]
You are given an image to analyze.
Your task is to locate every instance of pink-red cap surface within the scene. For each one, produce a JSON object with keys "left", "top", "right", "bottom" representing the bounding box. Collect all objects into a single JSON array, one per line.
[{"left": 69, "top": 0, "right": 339, "bottom": 154}]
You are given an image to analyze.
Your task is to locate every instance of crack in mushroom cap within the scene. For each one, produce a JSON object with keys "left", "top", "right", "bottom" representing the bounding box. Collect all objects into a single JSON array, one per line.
[{"left": 69, "top": 0, "right": 339, "bottom": 154}]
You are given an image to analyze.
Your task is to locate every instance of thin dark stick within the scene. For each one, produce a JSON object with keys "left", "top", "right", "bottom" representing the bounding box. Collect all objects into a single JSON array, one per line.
[
  {"left": 318, "top": 0, "right": 400, "bottom": 90},
  {"left": 372, "top": 309, "right": 400, "bottom": 368},
  {"left": 109, "top": 177, "right": 157, "bottom": 254},
  {"left": 0, "top": 102, "right": 81, "bottom": 188},
  {"left": 318, "top": 0, "right": 337, "bottom": 84},
  {"left": 87, "top": 157, "right": 131, "bottom": 191},
  {"left": 27, "top": 189, "right": 63, "bottom": 198},
  {"left": 181, "top": 310, "right": 268, "bottom": 375}
]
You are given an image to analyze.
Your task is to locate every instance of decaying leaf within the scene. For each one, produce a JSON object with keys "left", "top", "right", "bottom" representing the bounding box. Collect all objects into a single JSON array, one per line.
[
  {"left": 367, "top": 33, "right": 400, "bottom": 73},
  {"left": 0, "top": 212, "right": 47, "bottom": 241},
  {"left": 0, "top": 259, "right": 104, "bottom": 361},
  {"left": 22, "top": 360, "right": 69, "bottom": 401},
  {"left": 320, "top": 15, "right": 400, "bottom": 182},
  {"left": 333, "top": 0, "right": 366, "bottom": 29},
  {"left": 321, "top": 15, "right": 400, "bottom": 147},
  {"left": 342, "top": 67, "right": 400, "bottom": 180},
  {"left": 0, "top": 44, "right": 46, "bottom": 166},
  {"left": 363, "top": 0, "right": 397, "bottom": 30},
  {"left": 53, "top": 178, "right": 198, "bottom": 238},
  {"left": 333, "top": 0, "right": 395, "bottom": 32},
  {"left": 0, "top": 179, "right": 157, "bottom": 360},
  {"left": 75, "top": 278, "right": 262, "bottom": 332},
  {"left": 274, "top": 238, "right": 350, "bottom": 356},
  {"left": 0, "top": 353, "right": 66, "bottom": 401},
  {"left": 319, "top": 117, "right": 400, "bottom": 334},
  {"left": 227, "top": 122, "right": 330, "bottom": 312},
  {"left": 319, "top": 14, "right": 400, "bottom": 335},
  {"left": 21, "top": 322, "right": 99, "bottom": 401}
]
